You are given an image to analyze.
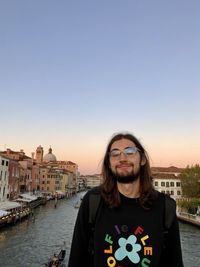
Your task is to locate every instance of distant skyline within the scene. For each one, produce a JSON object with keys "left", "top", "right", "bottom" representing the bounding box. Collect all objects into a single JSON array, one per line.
[{"left": 1, "top": 1, "right": 200, "bottom": 174}]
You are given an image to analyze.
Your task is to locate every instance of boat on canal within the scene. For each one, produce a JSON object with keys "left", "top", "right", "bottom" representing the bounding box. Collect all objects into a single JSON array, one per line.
[
  {"left": 44, "top": 248, "right": 66, "bottom": 267},
  {"left": 15, "top": 193, "right": 45, "bottom": 209},
  {"left": 74, "top": 200, "right": 81, "bottom": 208},
  {"left": 74, "top": 196, "right": 83, "bottom": 209},
  {"left": 0, "top": 201, "right": 31, "bottom": 227}
]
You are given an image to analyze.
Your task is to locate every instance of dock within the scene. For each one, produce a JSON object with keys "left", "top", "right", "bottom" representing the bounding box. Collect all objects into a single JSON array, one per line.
[{"left": 177, "top": 212, "right": 200, "bottom": 227}]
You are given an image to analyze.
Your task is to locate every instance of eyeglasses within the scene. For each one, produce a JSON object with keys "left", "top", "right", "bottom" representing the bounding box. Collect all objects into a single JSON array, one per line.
[{"left": 109, "top": 147, "right": 140, "bottom": 159}]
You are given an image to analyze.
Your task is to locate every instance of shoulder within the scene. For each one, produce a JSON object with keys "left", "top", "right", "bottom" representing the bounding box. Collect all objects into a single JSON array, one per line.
[
  {"left": 81, "top": 186, "right": 101, "bottom": 203},
  {"left": 153, "top": 191, "right": 176, "bottom": 214},
  {"left": 84, "top": 186, "right": 102, "bottom": 198},
  {"left": 81, "top": 186, "right": 102, "bottom": 224},
  {"left": 162, "top": 192, "right": 176, "bottom": 208},
  {"left": 88, "top": 186, "right": 102, "bottom": 194},
  {"left": 156, "top": 192, "right": 177, "bottom": 229},
  {"left": 156, "top": 191, "right": 176, "bottom": 205}
]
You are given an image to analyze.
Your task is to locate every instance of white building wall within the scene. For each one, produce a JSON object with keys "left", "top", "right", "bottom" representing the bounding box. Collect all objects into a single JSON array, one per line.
[
  {"left": 86, "top": 175, "right": 101, "bottom": 188},
  {"left": 0, "top": 156, "right": 9, "bottom": 201},
  {"left": 153, "top": 178, "right": 182, "bottom": 200}
]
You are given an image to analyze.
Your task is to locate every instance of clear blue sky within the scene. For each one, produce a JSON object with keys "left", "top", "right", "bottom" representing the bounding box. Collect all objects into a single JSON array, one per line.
[{"left": 1, "top": 0, "right": 200, "bottom": 174}]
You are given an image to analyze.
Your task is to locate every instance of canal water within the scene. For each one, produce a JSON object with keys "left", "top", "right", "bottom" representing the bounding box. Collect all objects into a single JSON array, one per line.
[{"left": 0, "top": 192, "right": 199, "bottom": 267}]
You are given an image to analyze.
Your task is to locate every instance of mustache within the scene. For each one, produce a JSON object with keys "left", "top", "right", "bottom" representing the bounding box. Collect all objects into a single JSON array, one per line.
[
  {"left": 116, "top": 161, "right": 134, "bottom": 167},
  {"left": 116, "top": 162, "right": 134, "bottom": 168}
]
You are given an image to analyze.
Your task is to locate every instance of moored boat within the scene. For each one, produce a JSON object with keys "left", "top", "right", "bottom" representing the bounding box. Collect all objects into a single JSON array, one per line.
[
  {"left": 0, "top": 201, "right": 31, "bottom": 227},
  {"left": 74, "top": 201, "right": 81, "bottom": 208},
  {"left": 44, "top": 249, "right": 66, "bottom": 267},
  {"left": 74, "top": 196, "right": 83, "bottom": 209},
  {"left": 15, "top": 193, "right": 44, "bottom": 209}
]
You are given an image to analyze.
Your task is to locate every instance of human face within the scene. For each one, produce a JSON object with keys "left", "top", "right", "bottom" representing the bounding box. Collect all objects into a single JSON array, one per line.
[{"left": 109, "top": 138, "right": 143, "bottom": 182}]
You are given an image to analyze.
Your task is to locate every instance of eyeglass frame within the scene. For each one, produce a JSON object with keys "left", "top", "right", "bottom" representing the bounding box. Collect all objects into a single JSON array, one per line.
[{"left": 109, "top": 146, "right": 141, "bottom": 159}]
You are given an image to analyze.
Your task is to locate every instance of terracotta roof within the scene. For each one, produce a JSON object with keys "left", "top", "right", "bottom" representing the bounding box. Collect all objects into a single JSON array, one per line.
[
  {"left": 66, "top": 161, "right": 76, "bottom": 165},
  {"left": 152, "top": 173, "right": 179, "bottom": 179},
  {"left": 151, "top": 166, "right": 185, "bottom": 173}
]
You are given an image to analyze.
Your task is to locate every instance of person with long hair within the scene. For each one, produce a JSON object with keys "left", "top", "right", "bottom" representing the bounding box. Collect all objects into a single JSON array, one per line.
[{"left": 68, "top": 132, "right": 184, "bottom": 267}]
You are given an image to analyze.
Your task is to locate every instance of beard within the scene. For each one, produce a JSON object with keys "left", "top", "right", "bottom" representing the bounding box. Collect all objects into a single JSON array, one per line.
[{"left": 112, "top": 167, "right": 141, "bottom": 184}]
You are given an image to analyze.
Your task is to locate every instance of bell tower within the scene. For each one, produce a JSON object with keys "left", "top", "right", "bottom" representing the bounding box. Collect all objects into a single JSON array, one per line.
[{"left": 36, "top": 145, "right": 44, "bottom": 163}]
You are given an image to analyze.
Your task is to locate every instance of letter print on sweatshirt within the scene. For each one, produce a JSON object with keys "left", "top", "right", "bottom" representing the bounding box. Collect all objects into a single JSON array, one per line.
[{"left": 104, "top": 224, "right": 153, "bottom": 266}]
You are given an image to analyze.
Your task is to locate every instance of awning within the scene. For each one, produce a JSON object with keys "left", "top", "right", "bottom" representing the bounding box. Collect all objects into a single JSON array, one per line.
[
  {"left": 19, "top": 193, "right": 38, "bottom": 201},
  {"left": 0, "top": 201, "right": 21, "bottom": 210}
]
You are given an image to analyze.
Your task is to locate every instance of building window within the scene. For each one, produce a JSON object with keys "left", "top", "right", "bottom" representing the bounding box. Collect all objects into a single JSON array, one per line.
[
  {"left": 171, "top": 191, "right": 174, "bottom": 195},
  {"left": 177, "top": 190, "right": 181, "bottom": 195},
  {"left": 176, "top": 182, "right": 181, "bottom": 187},
  {"left": 161, "top": 182, "right": 165, "bottom": 186},
  {"left": 170, "top": 182, "right": 174, "bottom": 187},
  {"left": 6, "top": 161, "right": 8, "bottom": 166},
  {"left": 1, "top": 160, "right": 4, "bottom": 166},
  {"left": 166, "top": 182, "right": 169, "bottom": 187},
  {"left": 155, "top": 181, "right": 158, "bottom": 186}
]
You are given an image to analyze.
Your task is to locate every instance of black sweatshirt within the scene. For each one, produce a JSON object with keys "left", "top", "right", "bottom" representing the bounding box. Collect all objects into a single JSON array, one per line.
[{"left": 68, "top": 188, "right": 184, "bottom": 267}]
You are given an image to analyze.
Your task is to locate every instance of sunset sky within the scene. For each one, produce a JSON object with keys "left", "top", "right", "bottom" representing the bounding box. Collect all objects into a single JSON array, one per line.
[{"left": 1, "top": 0, "right": 200, "bottom": 174}]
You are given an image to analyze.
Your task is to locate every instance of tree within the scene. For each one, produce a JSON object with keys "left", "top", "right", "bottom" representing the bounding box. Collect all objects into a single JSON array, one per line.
[
  {"left": 178, "top": 198, "right": 200, "bottom": 214},
  {"left": 179, "top": 164, "right": 200, "bottom": 198}
]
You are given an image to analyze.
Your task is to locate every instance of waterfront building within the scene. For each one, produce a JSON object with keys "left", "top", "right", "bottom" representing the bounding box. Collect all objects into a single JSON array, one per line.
[
  {"left": 0, "top": 155, "right": 9, "bottom": 201},
  {"left": 18, "top": 158, "right": 33, "bottom": 193},
  {"left": 1, "top": 148, "right": 29, "bottom": 161},
  {"left": 39, "top": 165, "right": 60, "bottom": 193},
  {"left": 57, "top": 160, "right": 78, "bottom": 173},
  {"left": 151, "top": 166, "right": 185, "bottom": 200},
  {"left": 57, "top": 161, "right": 78, "bottom": 192},
  {"left": 77, "top": 175, "right": 87, "bottom": 192},
  {"left": 1, "top": 149, "right": 34, "bottom": 193},
  {"left": 60, "top": 170, "right": 76, "bottom": 197},
  {"left": 7, "top": 158, "right": 20, "bottom": 200},
  {"left": 60, "top": 170, "right": 68, "bottom": 195},
  {"left": 85, "top": 174, "right": 102, "bottom": 188},
  {"left": 31, "top": 161, "right": 40, "bottom": 192}
]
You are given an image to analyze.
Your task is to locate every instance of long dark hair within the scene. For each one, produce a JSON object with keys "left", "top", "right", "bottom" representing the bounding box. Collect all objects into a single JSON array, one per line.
[{"left": 101, "top": 132, "right": 157, "bottom": 209}]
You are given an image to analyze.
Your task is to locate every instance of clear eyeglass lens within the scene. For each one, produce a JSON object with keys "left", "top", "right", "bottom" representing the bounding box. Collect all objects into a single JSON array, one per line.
[
  {"left": 125, "top": 147, "right": 137, "bottom": 155},
  {"left": 110, "top": 147, "right": 138, "bottom": 157}
]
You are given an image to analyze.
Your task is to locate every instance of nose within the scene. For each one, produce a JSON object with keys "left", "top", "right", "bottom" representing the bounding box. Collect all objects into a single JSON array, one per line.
[{"left": 119, "top": 151, "right": 128, "bottom": 160}]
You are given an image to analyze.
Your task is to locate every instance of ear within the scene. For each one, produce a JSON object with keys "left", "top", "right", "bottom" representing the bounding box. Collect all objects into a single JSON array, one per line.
[{"left": 140, "top": 155, "right": 146, "bottom": 166}]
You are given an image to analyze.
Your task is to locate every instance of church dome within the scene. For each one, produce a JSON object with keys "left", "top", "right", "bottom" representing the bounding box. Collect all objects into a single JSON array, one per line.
[{"left": 43, "top": 147, "right": 57, "bottom": 162}]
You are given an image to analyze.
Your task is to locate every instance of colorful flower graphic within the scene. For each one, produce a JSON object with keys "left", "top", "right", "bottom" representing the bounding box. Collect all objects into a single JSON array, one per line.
[{"left": 114, "top": 234, "right": 142, "bottom": 264}]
